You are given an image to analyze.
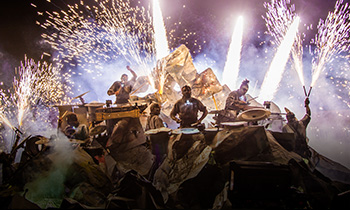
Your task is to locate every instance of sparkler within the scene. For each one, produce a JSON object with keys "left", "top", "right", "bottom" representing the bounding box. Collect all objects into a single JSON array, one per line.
[
  {"left": 35, "top": 0, "right": 157, "bottom": 86},
  {"left": 263, "top": 0, "right": 305, "bottom": 91},
  {"left": 259, "top": 16, "right": 300, "bottom": 102},
  {"left": 0, "top": 56, "right": 66, "bottom": 133},
  {"left": 310, "top": 0, "right": 350, "bottom": 96}
]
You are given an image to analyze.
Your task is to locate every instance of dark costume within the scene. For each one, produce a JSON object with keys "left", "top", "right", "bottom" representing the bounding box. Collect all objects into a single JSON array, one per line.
[
  {"left": 219, "top": 79, "right": 250, "bottom": 122},
  {"left": 107, "top": 66, "right": 137, "bottom": 104},
  {"left": 106, "top": 66, "right": 137, "bottom": 136},
  {"left": 170, "top": 86, "right": 208, "bottom": 128},
  {"left": 282, "top": 98, "right": 311, "bottom": 158},
  {"left": 63, "top": 113, "right": 89, "bottom": 140},
  {"left": 107, "top": 81, "right": 134, "bottom": 104}
]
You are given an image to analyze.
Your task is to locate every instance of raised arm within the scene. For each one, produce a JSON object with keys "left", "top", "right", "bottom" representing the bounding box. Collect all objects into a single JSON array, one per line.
[
  {"left": 126, "top": 65, "right": 137, "bottom": 81},
  {"left": 305, "top": 97, "right": 311, "bottom": 116}
]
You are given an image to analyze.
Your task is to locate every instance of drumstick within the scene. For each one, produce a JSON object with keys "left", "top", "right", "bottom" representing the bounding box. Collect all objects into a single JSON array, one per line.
[{"left": 247, "top": 96, "right": 258, "bottom": 102}]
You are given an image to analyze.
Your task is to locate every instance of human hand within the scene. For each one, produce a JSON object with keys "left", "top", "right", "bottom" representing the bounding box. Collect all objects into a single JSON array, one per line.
[
  {"left": 126, "top": 65, "right": 132, "bottom": 71},
  {"left": 305, "top": 97, "right": 310, "bottom": 106}
]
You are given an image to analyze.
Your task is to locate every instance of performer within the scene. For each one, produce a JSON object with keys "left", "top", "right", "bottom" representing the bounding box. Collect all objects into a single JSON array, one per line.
[
  {"left": 63, "top": 112, "right": 89, "bottom": 140},
  {"left": 282, "top": 97, "right": 311, "bottom": 158},
  {"left": 225, "top": 79, "right": 250, "bottom": 115},
  {"left": 107, "top": 65, "right": 137, "bottom": 104},
  {"left": 215, "top": 79, "right": 250, "bottom": 123},
  {"left": 145, "top": 102, "right": 164, "bottom": 131},
  {"left": 106, "top": 65, "right": 137, "bottom": 136},
  {"left": 170, "top": 85, "right": 208, "bottom": 128}
]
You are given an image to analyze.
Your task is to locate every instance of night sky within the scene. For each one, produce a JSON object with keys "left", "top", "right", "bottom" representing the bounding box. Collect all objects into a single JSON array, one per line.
[{"left": 0, "top": 0, "right": 342, "bottom": 73}]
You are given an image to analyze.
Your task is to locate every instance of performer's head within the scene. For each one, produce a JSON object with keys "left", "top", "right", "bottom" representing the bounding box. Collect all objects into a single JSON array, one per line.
[
  {"left": 150, "top": 103, "right": 161, "bottom": 115},
  {"left": 284, "top": 107, "right": 297, "bottom": 123},
  {"left": 181, "top": 85, "right": 192, "bottom": 98},
  {"left": 238, "top": 79, "right": 249, "bottom": 96},
  {"left": 121, "top": 74, "right": 128, "bottom": 83},
  {"left": 66, "top": 112, "right": 79, "bottom": 127}
]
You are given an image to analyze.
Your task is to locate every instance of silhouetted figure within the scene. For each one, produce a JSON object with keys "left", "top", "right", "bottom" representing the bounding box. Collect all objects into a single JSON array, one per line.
[
  {"left": 225, "top": 79, "right": 250, "bottom": 116},
  {"left": 63, "top": 112, "right": 89, "bottom": 140},
  {"left": 107, "top": 66, "right": 137, "bottom": 104},
  {"left": 282, "top": 97, "right": 311, "bottom": 158},
  {"left": 170, "top": 85, "right": 208, "bottom": 128}
]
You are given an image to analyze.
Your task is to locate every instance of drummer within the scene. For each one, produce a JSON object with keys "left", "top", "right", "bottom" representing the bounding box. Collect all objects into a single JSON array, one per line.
[
  {"left": 170, "top": 85, "right": 208, "bottom": 128},
  {"left": 145, "top": 102, "right": 165, "bottom": 131},
  {"left": 62, "top": 112, "right": 89, "bottom": 140},
  {"left": 223, "top": 79, "right": 250, "bottom": 120}
]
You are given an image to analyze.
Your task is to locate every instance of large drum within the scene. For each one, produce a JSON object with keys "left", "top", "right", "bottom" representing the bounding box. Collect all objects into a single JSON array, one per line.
[
  {"left": 171, "top": 128, "right": 201, "bottom": 135},
  {"left": 203, "top": 127, "right": 223, "bottom": 145},
  {"left": 221, "top": 121, "right": 247, "bottom": 130},
  {"left": 237, "top": 108, "right": 271, "bottom": 122},
  {"left": 145, "top": 127, "right": 172, "bottom": 155},
  {"left": 84, "top": 102, "right": 105, "bottom": 122}
]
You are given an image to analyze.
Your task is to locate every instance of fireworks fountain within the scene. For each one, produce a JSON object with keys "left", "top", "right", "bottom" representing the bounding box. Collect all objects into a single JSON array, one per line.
[
  {"left": 35, "top": 0, "right": 174, "bottom": 97},
  {"left": 258, "top": 16, "right": 300, "bottom": 102},
  {"left": 152, "top": 0, "right": 170, "bottom": 61},
  {"left": 263, "top": 0, "right": 305, "bottom": 95},
  {"left": 310, "top": 0, "right": 350, "bottom": 97},
  {"left": 0, "top": 56, "right": 65, "bottom": 150},
  {"left": 222, "top": 16, "right": 244, "bottom": 90}
]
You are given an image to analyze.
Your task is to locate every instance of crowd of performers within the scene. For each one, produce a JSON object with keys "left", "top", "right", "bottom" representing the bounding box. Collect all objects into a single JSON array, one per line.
[
  {"left": 0, "top": 65, "right": 312, "bottom": 187},
  {"left": 66, "top": 65, "right": 311, "bottom": 181}
]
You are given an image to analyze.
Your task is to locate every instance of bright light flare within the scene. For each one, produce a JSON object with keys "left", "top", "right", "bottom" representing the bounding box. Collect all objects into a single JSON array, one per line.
[
  {"left": 153, "top": 0, "right": 170, "bottom": 61},
  {"left": 263, "top": 0, "right": 305, "bottom": 86},
  {"left": 259, "top": 16, "right": 300, "bottom": 102},
  {"left": 222, "top": 16, "right": 244, "bottom": 90}
]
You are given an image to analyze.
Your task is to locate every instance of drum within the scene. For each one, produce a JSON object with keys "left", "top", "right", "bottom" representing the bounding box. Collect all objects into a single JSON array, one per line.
[
  {"left": 84, "top": 102, "right": 105, "bottom": 122},
  {"left": 208, "top": 110, "right": 225, "bottom": 115},
  {"left": 237, "top": 108, "right": 271, "bottom": 121},
  {"left": 145, "top": 127, "right": 172, "bottom": 155},
  {"left": 171, "top": 128, "right": 200, "bottom": 135},
  {"left": 89, "top": 125, "right": 107, "bottom": 136},
  {"left": 94, "top": 103, "right": 148, "bottom": 121},
  {"left": 203, "top": 127, "right": 223, "bottom": 145},
  {"left": 220, "top": 121, "right": 247, "bottom": 130}
]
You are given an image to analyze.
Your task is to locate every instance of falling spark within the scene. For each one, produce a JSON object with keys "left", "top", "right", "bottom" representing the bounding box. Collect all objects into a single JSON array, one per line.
[
  {"left": 152, "top": 0, "right": 170, "bottom": 61},
  {"left": 222, "top": 16, "right": 244, "bottom": 90},
  {"left": 0, "top": 106, "right": 14, "bottom": 131},
  {"left": 259, "top": 16, "right": 300, "bottom": 102},
  {"left": 1, "top": 56, "right": 66, "bottom": 129},
  {"left": 263, "top": 0, "right": 305, "bottom": 86},
  {"left": 310, "top": 0, "right": 350, "bottom": 88},
  {"left": 36, "top": 0, "right": 160, "bottom": 92}
]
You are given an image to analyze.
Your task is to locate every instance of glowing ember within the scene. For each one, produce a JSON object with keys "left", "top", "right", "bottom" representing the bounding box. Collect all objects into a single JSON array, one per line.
[{"left": 35, "top": 0, "right": 156, "bottom": 81}]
